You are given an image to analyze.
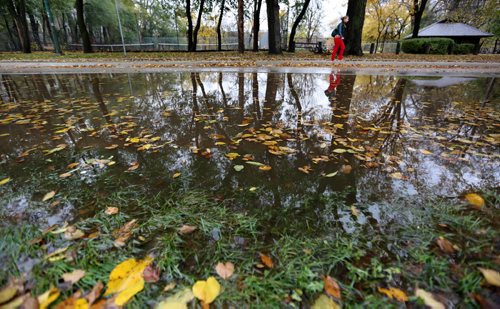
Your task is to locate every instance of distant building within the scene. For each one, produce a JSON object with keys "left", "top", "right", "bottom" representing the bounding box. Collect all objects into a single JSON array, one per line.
[{"left": 407, "top": 20, "right": 493, "bottom": 52}]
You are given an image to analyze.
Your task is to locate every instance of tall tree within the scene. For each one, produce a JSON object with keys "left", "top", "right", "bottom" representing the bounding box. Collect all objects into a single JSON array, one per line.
[
  {"left": 288, "top": 0, "right": 310, "bottom": 52},
  {"left": 28, "top": 10, "right": 44, "bottom": 51},
  {"left": 186, "top": 0, "right": 194, "bottom": 51},
  {"left": 192, "top": 0, "right": 206, "bottom": 51},
  {"left": 345, "top": 0, "right": 367, "bottom": 56},
  {"left": 75, "top": 0, "right": 92, "bottom": 52},
  {"left": 411, "top": 0, "right": 428, "bottom": 38},
  {"left": 237, "top": 0, "right": 244, "bottom": 53},
  {"left": 252, "top": 0, "right": 262, "bottom": 51},
  {"left": 216, "top": 0, "right": 225, "bottom": 51},
  {"left": 5, "top": 0, "right": 31, "bottom": 53},
  {"left": 266, "top": 0, "right": 282, "bottom": 54}
]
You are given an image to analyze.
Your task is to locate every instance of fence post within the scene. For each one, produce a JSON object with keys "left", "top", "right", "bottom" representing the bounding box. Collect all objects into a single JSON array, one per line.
[{"left": 396, "top": 42, "right": 401, "bottom": 54}]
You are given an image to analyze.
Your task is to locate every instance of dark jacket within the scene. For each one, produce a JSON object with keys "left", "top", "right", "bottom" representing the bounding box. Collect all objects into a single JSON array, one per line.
[{"left": 331, "top": 22, "right": 346, "bottom": 38}]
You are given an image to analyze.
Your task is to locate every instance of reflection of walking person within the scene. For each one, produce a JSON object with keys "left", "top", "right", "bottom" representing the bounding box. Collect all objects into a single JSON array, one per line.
[
  {"left": 324, "top": 70, "right": 342, "bottom": 98},
  {"left": 331, "top": 16, "right": 349, "bottom": 61}
]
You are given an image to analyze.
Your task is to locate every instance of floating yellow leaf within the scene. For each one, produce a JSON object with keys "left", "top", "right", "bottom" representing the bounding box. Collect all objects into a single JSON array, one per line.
[
  {"left": 259, "top": 165, "right": 272, "bottom": 171},
  {"left": 42, "top": 191, "right": 56, "bottom": 202},
  {"left": 225, "top": 153, "right": 240, "bottom": 160},
  {"left": 389, "top": 172, "right": 404, "bottom": 180},
  {"left": 415, "top": 288, "right": 444, "bottom": 309},
  {"left": 234, "top": 165, "right": 244, "bottom": 172},
  {"left": 332, "top": 149, "right": 347, "bottom": 154},
  {"left": 129, "top": 137, "right": 140, "bottom": 143},
  {"left": 104, "top": 256, "right": 153, "bottom": 306},
  {"left": 38, "top": 287, "right": 60, "bottom": 309},
  {"left": 59, "top": 172, "right": 72, "bottom": 178},
  {"left": 377, "top": 287, "right": 408, "bottom": 302},
  {"left": 192, "top": 277, "right": 220, "bottom": 305},
  {"left": 215, "top": 262, "right": 234, "bottom": 280},
  {"left": 156, "top": 288, "right": 194, "bottom": 309},
  {"left": 478, "top": 268, "right": 500, "bottom": 287},
  {"left": 311, "top": 294, "right": 340, "bottom": 309},
  {"left": 173, "top": 172, "right": 181, "bottom": 179},
  {"left": 0, "top": 178, "right": 11, "bottom": 186},
  {"left": 465, "top": 193, "right": 485, "bottom": 209}
]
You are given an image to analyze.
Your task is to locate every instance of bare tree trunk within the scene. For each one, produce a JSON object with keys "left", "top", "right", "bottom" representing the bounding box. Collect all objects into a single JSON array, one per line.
[
  {"left": 193, "top": 0, "right": 206, "bottom": 51},
  {"left": 252, "top": 0, "right": 262, "bottom": 51},
  {"left": 3, "top": 15, "right": 20, "bottom": 50},
  {"left": 266, "top": 0, "right": 282, "bottom": 54},
  {"left": 216, "top": 0, "right": 225, "bottom": 51},
  {"left": 75, "top": 0, "right": 92, "bottom": 52},
  {"left": 288, "top": 0, "right": 310, "bottom": 52},
  {"left": 345, "top": 0, "right": 367, "bottom": 56},
  {"left": 28, "top": 11, "right": 44, "bottom": 51},
  {"left": 7, "top": 0, "right": 31, "bottom": 53},
  {"left": 186, "top": 0, "right": 194, "bottom": 51},
  {"left": 411, "top": 0, "right": 428, "bottom": 38},
  {"left": 238, "top": 0, "right": 244, "bottom": 53}
]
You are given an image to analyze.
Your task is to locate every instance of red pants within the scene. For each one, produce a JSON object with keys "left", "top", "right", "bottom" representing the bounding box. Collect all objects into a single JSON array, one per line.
[{"left": 331, "top": 36, "right": 345, "bottom": 60}]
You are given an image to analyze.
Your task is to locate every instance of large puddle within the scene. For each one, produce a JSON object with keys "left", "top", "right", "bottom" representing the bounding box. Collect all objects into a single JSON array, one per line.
[{"left": 0, "top": 71, "right": 498, "bottom": 228}]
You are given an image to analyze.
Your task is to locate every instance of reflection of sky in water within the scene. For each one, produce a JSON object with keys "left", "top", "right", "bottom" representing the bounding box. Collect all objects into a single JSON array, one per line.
[{"left": 0, "top": 72, "right": 498, "bottom": 227}]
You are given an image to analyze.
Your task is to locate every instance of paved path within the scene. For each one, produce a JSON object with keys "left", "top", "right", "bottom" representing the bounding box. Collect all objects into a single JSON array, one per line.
[{"left": 1, "top": 59, "right": 499, "bottom": 75}]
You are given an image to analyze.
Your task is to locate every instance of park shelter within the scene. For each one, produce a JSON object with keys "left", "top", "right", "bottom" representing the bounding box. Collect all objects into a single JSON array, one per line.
[{"left": 407, "top": 20, "right": 493, "bottom": 52}]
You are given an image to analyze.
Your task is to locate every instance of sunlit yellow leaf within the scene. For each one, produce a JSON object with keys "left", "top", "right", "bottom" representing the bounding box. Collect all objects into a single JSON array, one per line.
[
  {"left": 259, "top": 165, "right": 272, "bottom": 171},
  {"left": 465, "top": 193, "right": 485, "bottom": 209},
  {"left": 192, "top": 277, "right": 220, "bottom": 305},
  {"left": 42, "top": 191, "right": 56, "bottom": 202},
  {"left": 173, "top": 172, "right": 181, "bottom": 179},
  {"left": 0, "top": 178, "right": 11, "bottom": 186},
  {"left": 104, "top": 256, "right": 153, "bottom": 306},
  {"left": 0, "top": 285, "right": 17, "bottom": 304},
  {"left": 478, "top": 268, "right": 500, "bottom": 287},
  {"left": 129, "top": 137, "right": 140, "bottom": 143},
  {"left": 377, "top": 287, "right": 408, "bottom": 302},
  {"left": 38, "top": 287, "right": 60, "bottom": 309}
]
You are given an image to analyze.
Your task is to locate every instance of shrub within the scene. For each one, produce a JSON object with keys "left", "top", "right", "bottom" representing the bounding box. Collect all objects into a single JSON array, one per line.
[
  {"left": 401, "top": 38, "right": 455, "bottom": 55},
  {"left": 453, "top": 43, "right": 475, "bottom": 54}
]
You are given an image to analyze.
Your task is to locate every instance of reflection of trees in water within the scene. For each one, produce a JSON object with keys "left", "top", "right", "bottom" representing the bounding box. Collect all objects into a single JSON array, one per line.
[{"left": 1, "top": 73, "right": 498, "bottom": 224}]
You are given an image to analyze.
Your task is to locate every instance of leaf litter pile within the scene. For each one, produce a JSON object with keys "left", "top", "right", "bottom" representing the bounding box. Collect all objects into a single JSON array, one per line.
[{"left": 0, "top": 72, "right": 499, "bottom": 308}]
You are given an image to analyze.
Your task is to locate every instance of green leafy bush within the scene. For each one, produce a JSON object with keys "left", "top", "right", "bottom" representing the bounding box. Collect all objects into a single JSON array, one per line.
[
  {"left": 401, "top": 38, "right": 455, "bottom": 55},
  {"left": 453, "top": 43, "right": 475, "bottom": 54}
]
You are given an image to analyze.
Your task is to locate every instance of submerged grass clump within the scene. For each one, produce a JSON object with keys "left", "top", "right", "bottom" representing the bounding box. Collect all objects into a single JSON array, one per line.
[{"left": 0, "top": 187, "right": 498, "bottom": 307}]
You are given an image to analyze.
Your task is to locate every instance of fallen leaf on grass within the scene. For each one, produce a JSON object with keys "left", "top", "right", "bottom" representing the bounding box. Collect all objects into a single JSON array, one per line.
[
  {"left": 225, "top": 153, "right": 240, "bottom": 160},
  {"left": 377, "top": 287, "right": 408, "bottom": 302},
  {"left": 478, "top": 268, "right": 500, "bottom": 287},
  {"left": 0, "top": 281, "right": 20, "bottom": 305},
  {"left": 104, "top": 256, "right": 153, "bottom": 306},
  {"left": 0, "top": 178, "right": 11, "bottom": 186},
  {"left": 59, "top": 172, "right": 72, "bottom": 178},
  {"left": 465, "top": 193, "right": 485, "bottom": 209},
  {"left": 324, "top": 172, "right": 338, "bottom": 178},
  {"left": 42, "top": 191, "right": 56, "bottom": 201},
  {"left": 298, "top": 165, "right": 312, "bottom": 174},
  {"left": 62, "top": 269, "right": 85, "bottom": 284},
  {"left": 163, "top": 282, "right": 176, "bottom": 292},
  {"left": 178, "top": 225, "right": 197, "bottom": 235},
  {"left": 113, "top": 219, "right": 138, "bottom": 247},
  {"left": 192, "top": 277, "right": 221, "bottom": 305},
  {"left": 173, "top": 172, "right": 181, "bottom": 179},
  {"left": 259, "top": 253, "right": 273, "bottom": 269},
  {"left": 156, "top": 288, "right": 194, "bottom": 309},
  {"left": 143, "top": 264, "right": 160, "bottom": 283},
  {"left": 389, "top": 172, "right": 404, "bottom": 180},
  {"left": 85, "top": 281, "right": 103, "bottom": 305},
  {"left": 38, "top": 287, "right": 60, "bottom": 309},
  {"left": 415, "top": 288, "right": 445, "bottom": 309},
  {"left": 311, "top": 294, "right": 340, "bottom": 309},
  {"left": 105, "top": 207, "right": 119, "bottom": 215},
  {"left": 351, "top": 206, "right": 360, "bottom": 217},
  {"left": 53, "top": 293, "right": 88, "bottom": 309},
  {"left": 323, "top": 276, "right": 341, "bottom": 299},
  {"left": 128, "top": 162, "right": 140, "bottom": 171},
  {"left": 64, "top": 226, "right": 85, "bottom": 240},
  {"left": 215, "top": 262, "right": 235, "bottom": 280},
  {"left": 436, "top": 236, "right": 458, "bottom": 254}
]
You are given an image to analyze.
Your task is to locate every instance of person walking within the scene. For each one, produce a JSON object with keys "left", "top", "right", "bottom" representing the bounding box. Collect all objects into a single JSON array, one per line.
[{"left": 331, "top": 16, "right": 349, "bottom": 61}]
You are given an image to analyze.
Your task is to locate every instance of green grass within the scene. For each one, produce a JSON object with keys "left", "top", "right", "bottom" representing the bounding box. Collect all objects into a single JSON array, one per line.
[{"left": 0, "top": 187, "right": 498, "bottom": 308}]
